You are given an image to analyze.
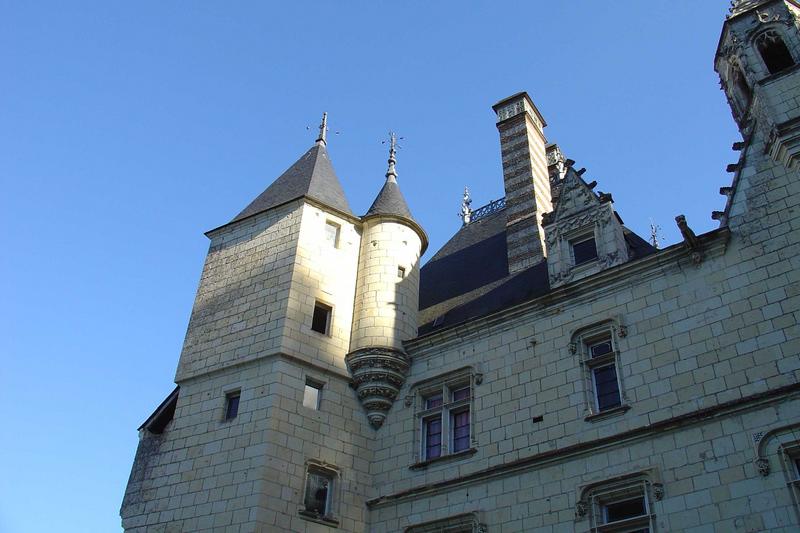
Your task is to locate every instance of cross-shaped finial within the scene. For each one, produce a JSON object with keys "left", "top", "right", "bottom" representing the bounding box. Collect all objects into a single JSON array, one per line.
[{"left": 316, "top": 112, "right": 328, "bottom": 146}]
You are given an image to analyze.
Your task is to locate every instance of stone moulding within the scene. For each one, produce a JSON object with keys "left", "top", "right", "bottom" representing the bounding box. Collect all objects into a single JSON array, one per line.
[{"left": 345, "top": 346, "right": 411, "bottom": 429}]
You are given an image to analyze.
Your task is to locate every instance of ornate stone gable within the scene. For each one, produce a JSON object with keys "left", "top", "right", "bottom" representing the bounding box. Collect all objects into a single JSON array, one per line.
[{"left": 542, "top": 168, "right": 628, "bottom": 288}]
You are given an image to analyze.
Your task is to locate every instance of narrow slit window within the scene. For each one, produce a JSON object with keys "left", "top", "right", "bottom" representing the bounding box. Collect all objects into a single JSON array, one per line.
[
  {"left": 225, "top": 391, "right": 240, "bottom": 421},
  {"left": 311, "top": 301, "right": 332, "bottom": 335}
]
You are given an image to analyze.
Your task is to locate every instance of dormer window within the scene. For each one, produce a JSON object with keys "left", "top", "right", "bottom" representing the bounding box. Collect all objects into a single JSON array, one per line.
[
  {"left": 571, "top": 235, "right": 598, "bottom": 266},
  {"left": 756, "top": 30, "right": 795, "bottom": 74}
]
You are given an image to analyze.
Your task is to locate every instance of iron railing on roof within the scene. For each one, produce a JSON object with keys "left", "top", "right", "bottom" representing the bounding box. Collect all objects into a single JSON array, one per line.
[{"left": 470, "top": 197, "right": 506, "bottom": 223}]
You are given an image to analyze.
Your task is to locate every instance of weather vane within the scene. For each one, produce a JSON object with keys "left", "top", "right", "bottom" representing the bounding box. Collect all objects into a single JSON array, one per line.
[
  {"left": 382, "top": 131, "right": 404, "bottom": 181},
  {"left": 306, "top": 112, "right": 341, "bottom": 144}
]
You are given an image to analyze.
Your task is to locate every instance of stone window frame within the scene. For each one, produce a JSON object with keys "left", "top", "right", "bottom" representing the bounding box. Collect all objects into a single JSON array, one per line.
[
  {"left": 575, "top": 469, "right": 663, "bottom": 533},
  {"left": 753, "top": 27, "right": 796, "bottom": 75},
  {"left": 404, "top": 511, "right": 487, "bottom": 532},
  {"left": 571, "top": 320, "right": 631, "bottom": 421},
  {"left": 408, "top": 366, "right": 481, "bottom": 469},
  {"left": 752, "top": 423, "right": 800, "bottom": 520},
  {"left": 298, "top": 460, "right": 341, "bottom": 527},
  {"left": 564, "top": 225, "right": 601, "bottom": 271}
]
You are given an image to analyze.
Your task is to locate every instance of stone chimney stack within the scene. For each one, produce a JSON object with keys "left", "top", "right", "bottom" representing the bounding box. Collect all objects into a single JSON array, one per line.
[{"left": 493, "top": 92, "right": 552, "bottom": 274}]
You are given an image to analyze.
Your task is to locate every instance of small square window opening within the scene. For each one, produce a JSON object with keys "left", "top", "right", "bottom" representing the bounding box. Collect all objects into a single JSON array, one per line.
[
  {"left": 397, "top": 266, "right": 406, "bottom": 279},
  {"left": 324, "top": 221, "right": 340, "bottom": 248},
  {"left": 572, "top": 236, "right": 598, "bottom": 266},
  {"left": 303, "top": 381, "right": 322, "bottom": 410},
  {"left": 311, "top": 301, "right": 332, "bottom": 335},
  {"left": 225, "top": 391, "right": 240, "bottom": 421}
]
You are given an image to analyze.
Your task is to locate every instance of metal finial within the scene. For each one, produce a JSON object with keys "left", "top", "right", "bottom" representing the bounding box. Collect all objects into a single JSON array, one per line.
[
  {"left": 460, "top": 186, "right": 473, "bottom": 225},
  {"left": 316, "top": 112, "right": 328, "bottom": 146},
  {"left": 385, "top": 131, "right": 398, "bottom": 181},
  {"left": 649, "top": 218, "right": 661, "bottom": 249}
]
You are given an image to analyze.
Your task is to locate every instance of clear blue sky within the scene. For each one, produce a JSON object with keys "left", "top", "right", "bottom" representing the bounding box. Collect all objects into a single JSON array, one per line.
[{"left": 1, "top": 2, "right": 738, "bottom": 532}]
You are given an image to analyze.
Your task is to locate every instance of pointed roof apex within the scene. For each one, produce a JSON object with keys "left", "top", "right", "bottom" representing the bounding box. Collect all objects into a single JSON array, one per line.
[
  {"left": 316, "top": 112, "right": 328, "bottom": 146},
  {"left": 366, "top": 132, "right": 413, "bottom": 220},
  {"left": 229, "top": 141, "right": 353, "bottom": 225}
]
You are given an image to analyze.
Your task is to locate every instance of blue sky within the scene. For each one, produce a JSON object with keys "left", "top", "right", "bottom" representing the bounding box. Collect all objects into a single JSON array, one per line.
[{"left": 1, "top": 2, "right": 738, "bottom": 532}]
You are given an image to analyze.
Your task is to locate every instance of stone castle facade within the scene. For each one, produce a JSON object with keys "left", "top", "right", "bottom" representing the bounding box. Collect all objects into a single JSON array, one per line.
[{"left": 121, "top": 2, "right": 800, "bottom": 531}]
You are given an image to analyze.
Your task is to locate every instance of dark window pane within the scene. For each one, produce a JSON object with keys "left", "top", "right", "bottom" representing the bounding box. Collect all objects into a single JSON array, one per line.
[
  {"left": 605, "top": 496, "right": 646, "bottom": 522},
  {"left": 425, "top": 394, "right": 443, "bottom": 409},
  {"left": 225, "top": 393, "right": 240, "bottom": 420},
  {"left": 452, "top": 387, "right": 470, "bottom": 402},
  {"left": 311, "top": 303, "right": 330, "bottom": 334},
  {"left": 573, "top": 238, "right": 598, "bottom": 265},
  {"left": 594, "top": 366, "right": 621, "bottom": 411},
  {"left": 304, "top": 471, "right": 331, "bottom": 515},
  {"left": 452, "top": 409, "right": 470, "bottom": 452},
  {"left": 425, "top": 416, "right": 442, "bottom": 459},
  {"left": 590, "top": 339, "right": 613, "bottom": 358}
]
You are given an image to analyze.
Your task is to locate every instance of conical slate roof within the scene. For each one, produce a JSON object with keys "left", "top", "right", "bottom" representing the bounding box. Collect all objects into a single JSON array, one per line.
[
  {"left": 231, "top": 143, "right": 352, "bottom": 223},
  {"left": 365, "top": 176, "right": 415, "bottom": 220}
]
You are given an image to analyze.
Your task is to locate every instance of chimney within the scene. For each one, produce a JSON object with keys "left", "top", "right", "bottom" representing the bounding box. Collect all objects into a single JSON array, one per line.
[{"left": 493, "top": 92, "right": 552, "bottom": 274}]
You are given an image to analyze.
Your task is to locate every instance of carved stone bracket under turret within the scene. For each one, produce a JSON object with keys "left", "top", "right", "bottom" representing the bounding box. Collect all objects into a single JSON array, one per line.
[{"left": 345, "top": 347, "right": 411, "bottom": 429}]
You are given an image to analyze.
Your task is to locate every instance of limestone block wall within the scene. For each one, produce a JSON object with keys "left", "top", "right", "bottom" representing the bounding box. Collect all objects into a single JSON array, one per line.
[
  {"left": 175, "top": 201, "right": 303, "bottom": 381},
  {"left": 122, "top": 356, "right": 374, "bottom": 532},
  {"left": 368, "top": 398, "right": 800, "bottom": 532},
  {"left": 350, "top": 219, "right": 422, "bottom": 352},
  {"left": 281, "top": 203, "right": 361, "bottom": 373},
  {"left": 367, "top": 135, "right": 800, "bottom": 530}
]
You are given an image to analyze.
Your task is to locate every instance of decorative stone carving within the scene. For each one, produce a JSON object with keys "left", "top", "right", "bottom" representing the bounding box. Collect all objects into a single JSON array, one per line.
[
  {"left": 474, "top": 372, "right": 484, "bottom": 385},
  {"left": 676, "top": 215, "right": 704, "bottom": 265},
  {"left": 345, "top": 347, "right": 411, "bottom": 429},
  {"left": 575, "top": 500, "right": 588, "bottom": 518},
  {"left": 755, "top": 458, "right": 770, "bottom": 476},
  {"left": 617, "top": 324, "right": 628, "bottom": 338},
  {"left": 568, "top": 342, "right": 577, "bottom": 355},
  {"left": 652, "top": 482, "right": 664, "bottom": 500}
]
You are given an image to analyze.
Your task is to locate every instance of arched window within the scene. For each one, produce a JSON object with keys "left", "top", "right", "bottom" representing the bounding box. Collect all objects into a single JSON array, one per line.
[{"left": 756, "top": 30, "right": 795, "bottom": 74}]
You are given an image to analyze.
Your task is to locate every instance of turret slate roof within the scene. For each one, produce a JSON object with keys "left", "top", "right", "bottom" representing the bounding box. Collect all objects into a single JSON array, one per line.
[
  {"left": 231, "top": 143, "right": 352, "bottom": 223},
  {"left": 364, "top": 178, "right": 415, "bottom": 221}
]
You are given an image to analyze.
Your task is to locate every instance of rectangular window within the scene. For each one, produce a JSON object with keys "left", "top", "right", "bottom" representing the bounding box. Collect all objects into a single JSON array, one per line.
[
  {"left": 311, "top": 301, "right": 332, "bottom": 335},
  {"left": 302, "top": 467, "right": 335, "bottom": 520},
  {"left": 416, "top": 380, "right": 473, "bottom": 464},
  {"left": 572, "top": 235, "right": 598, "bottom": 265},
  {"left": 303, "top": 380, "right": 322, "bottom": 410},
  {"left": 324, "top": 221, "right": 340, "bottom": 248},
  {"left": 397, "top": 266, "right": 406, "bottom": 279},
  {"left": 224, "top": 391, "right": 240, "bottom": 421},
  {"left": 579, "top": 328, "right": 626, "bottom": 418},
  {"left": 588, "top": 480, "right": 653, "bottom": 532}
]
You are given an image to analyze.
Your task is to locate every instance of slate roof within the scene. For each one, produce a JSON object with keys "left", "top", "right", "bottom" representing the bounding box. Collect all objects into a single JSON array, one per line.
[
  {"left": 418, "top": 207, "right": 657, "bottom": 334},
  {"left": 231, "top": 143, "right": 352, "bottom": 223},
  {"left": 365, "top": 177, "right": 415, "bottom": 221}
]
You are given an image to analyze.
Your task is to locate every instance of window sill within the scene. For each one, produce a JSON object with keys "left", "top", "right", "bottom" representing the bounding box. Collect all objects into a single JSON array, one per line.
[
  {"left": 298, "top": 510, "right": 339, "bottom": 528},
  {"left": 585, "top": 404, "right": 630, "bottom": 422},
  {"left": 409, "top": 447, "right": 477, "bottom": 470}
]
